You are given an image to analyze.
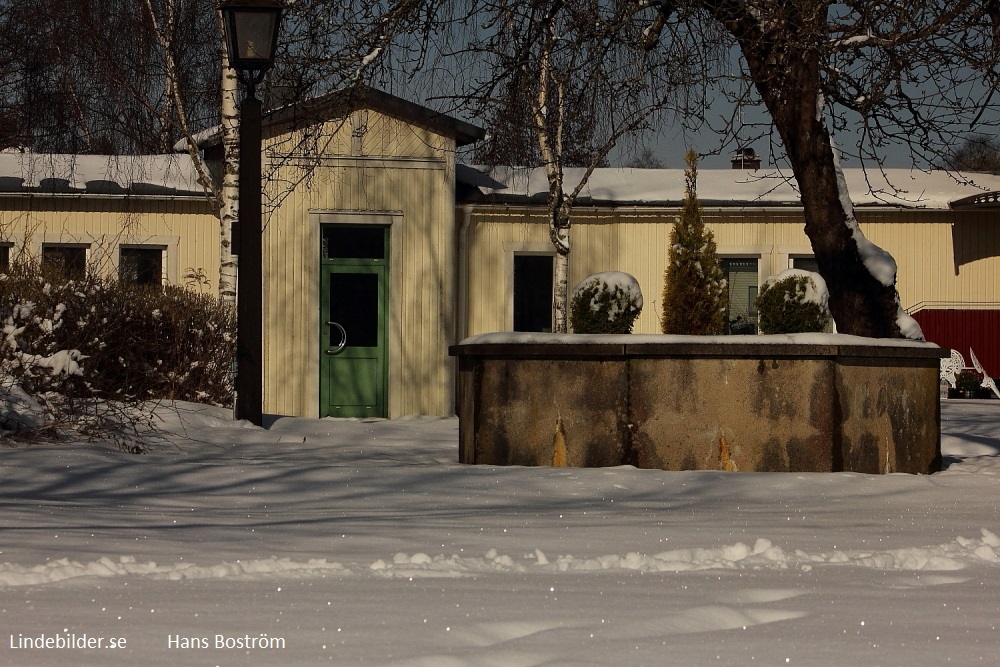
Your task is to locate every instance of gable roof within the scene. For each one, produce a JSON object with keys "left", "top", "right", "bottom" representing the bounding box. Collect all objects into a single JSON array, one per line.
[
  {"left": 459, "top": 165, "right": 1000, "bottom": 210},
  {"left": 185, "top": 86, "right": 486, "bottom": 151}
]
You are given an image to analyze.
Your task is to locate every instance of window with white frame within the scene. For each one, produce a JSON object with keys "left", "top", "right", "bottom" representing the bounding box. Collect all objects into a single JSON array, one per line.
[
  {"left": 0, "top": 244, "right": 11, "bottom": 273},
  {"left": 721, "top": 257, "right": 759, "bottom": 334},
  {"left": 513, "top": 254, "right": 554, "bottom": 332},
  {"left": 41, "top": 244, "right": 88, "bottom": 280},
  {"left": 119, "top": 246, "right": 165, "bottom": 286}
]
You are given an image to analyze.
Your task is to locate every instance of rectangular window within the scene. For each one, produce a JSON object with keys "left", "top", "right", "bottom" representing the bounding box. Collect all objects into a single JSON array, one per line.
[
  {"left": 792, "top": 256, "right": 820, "bottom": 273},
  {"left": 0, "top": 245, "right": 10, "bottom": 273},
  {"left": 328, "top": 272, "right": 380, "bottom": 348},
  {"left": 721, "top": 257, "right": 759, "bottom": 334},
  {"left": 513, "top": 255, "right": 553, "bottom": 332},
  {"left": 120, "top": 246, "right": 164, "bottom": 286},
  {"left": 41, "top": 244, "right": 88, "bottom": 280},
  {"left": 322, "top": 225, "right": 386, "bottom": 260}
]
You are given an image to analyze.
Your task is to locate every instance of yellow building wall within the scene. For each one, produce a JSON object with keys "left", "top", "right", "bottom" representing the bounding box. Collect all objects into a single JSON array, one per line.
[
  {"left": 0, "top": 195, "right": 219, "bottom": 291},
  {"left": 463, "top": 206, "right": 1000, "bottom": 336},
  {"left": 262, "top": 109, "right": 458, "bottom": 418}
]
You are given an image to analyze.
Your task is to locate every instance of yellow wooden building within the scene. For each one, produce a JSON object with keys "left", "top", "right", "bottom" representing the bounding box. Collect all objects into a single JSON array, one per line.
[
  {"left": 201, "top": 88, "right": 484, "bottom": 419},
  {"left": 5, "top": 91, "right": 1000, "bottom": 418},
  {"left": 456, "top": 164, "right": 1000, "bottom": 376},
  {"left": 0, "top": 90, "right": 485, "bottom": 420},
  {"left": 0, "top": 152, "right": 218, "bottom": 290}
]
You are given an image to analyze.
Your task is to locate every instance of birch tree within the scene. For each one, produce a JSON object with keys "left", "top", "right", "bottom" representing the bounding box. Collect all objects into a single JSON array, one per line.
[
  {"left": 139, "top": 0, "right": 239, "bottom": 301},
  {"left": 217, "top": 9, "right": 240, "bottom": 304},
  {"left": 465, "top": 0, "right": 687, "bottom": 332}
]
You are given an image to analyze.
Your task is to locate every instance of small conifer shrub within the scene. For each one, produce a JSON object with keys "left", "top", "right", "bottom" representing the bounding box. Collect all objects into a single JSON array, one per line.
[
  {"left": 661, "top": 151, "right": 728, "bottom": 334},
  {"left": 755, "top": 269, "right": 831, "bottom": 334},
  {"left": 570, "top": 272, "right": 643, "bottom": 334}
]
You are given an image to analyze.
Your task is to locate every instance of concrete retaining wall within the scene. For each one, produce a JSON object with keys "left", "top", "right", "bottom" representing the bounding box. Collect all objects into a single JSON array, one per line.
[{"left": 450, "top": 335, "right": 947, "bottom": 474}]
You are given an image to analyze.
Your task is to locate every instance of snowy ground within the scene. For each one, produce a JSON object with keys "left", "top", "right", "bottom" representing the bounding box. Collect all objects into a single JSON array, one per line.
[{"left": 1, "top": 400, "right": 999, "bottom": 666}]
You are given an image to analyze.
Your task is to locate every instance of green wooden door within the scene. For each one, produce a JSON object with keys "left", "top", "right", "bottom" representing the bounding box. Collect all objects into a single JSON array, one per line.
[{"left": 320, "top": 226, "right": 388, "bottom": 418}]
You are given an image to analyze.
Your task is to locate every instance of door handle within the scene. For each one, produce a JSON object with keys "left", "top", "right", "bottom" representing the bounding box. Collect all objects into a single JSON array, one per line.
[{"left": 326, "top": 321, "right": 347, "bottom": 354}]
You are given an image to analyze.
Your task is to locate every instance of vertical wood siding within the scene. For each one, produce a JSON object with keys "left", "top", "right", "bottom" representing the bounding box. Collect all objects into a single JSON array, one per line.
[
  {"left": 464, "top": 206, "right": 1000, "bottom": 338},
  {"left": 0, "top": 195, "right": 218, "bottom": 290},
  {"left": 262, "top": 110, "right": 457, "bottom": 418}
]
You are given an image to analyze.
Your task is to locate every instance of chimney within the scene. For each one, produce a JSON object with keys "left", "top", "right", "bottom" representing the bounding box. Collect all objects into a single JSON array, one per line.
[{"left": 731, "top": 147, "right": 760, "bottom": 170}]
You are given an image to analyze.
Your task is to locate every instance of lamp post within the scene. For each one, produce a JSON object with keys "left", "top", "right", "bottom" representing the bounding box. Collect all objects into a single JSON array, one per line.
[{"left": 220, "top": 0, "right": 284, "bottom": 426}]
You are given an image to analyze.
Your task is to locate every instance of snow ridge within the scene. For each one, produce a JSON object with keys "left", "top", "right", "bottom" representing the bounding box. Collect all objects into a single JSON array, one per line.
[{"left": 3, "top": 530, "right": 997, "bottom": 588}]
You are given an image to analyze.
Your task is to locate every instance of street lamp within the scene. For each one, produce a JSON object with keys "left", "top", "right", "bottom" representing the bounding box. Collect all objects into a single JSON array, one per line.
[{"left": 220, "top": 0, "right": 284, "bottom": 426}]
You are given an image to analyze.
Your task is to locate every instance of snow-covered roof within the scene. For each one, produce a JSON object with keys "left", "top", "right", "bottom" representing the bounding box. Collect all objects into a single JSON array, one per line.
[
  {"left": 0, "top": 151, "right": 207, "bottom": 197},
  {"left": 458, "top": 165, "right": 1000, "bottom": 209}
]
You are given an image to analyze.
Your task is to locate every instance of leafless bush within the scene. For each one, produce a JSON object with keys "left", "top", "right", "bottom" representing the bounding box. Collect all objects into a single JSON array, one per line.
[{"left": 0, "top": 262, "right": 235, "bottom": 449}]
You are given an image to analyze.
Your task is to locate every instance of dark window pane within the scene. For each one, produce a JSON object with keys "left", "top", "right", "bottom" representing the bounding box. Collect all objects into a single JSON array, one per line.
[
  {"left": 42, "top": 245, "right": 87, "bottom": 279},
  {"left": 513, "top": 255, "right": 553, "bottom": 332},
  {"left": 0, "top": 246, "right": 9, "bottom": 272},
  {"left": 323, "top": 226, "right": 386, "bottom": 260},
  {"left": 329, "top": 272, "right": 379, "bottom": 348},
  {"left": 792, "top": 257, "right": 820, "bottom": 273},
  {"left": 120, "top": 247, "right": 163, "bottom": 285}
]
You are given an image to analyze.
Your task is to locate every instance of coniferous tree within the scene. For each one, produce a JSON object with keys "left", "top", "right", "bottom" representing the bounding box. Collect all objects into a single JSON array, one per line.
[{"left": 660, "top": 151, "right": 727, "bottom": 335}]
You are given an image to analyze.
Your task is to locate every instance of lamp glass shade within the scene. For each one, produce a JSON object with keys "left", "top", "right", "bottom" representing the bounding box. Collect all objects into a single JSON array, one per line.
[{"left": 223, "top": 7, "right": 281, "bottom": 70}]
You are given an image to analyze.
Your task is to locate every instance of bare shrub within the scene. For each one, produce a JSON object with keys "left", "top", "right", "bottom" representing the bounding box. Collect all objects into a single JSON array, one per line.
[{"left": 0, "top": 261, "right": 235, "bottom": 448}]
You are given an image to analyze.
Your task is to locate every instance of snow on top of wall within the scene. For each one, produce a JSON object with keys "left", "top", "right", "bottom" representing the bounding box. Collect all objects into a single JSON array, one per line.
[
  {"left": 462, "top": 164, "right": 1000, "bottom": 209},
  {"left": 0, "top": 151, "right": 205, "bottom": 196},
  {"left": 458, "top": 331, "right": 940, "bottom": 349}
]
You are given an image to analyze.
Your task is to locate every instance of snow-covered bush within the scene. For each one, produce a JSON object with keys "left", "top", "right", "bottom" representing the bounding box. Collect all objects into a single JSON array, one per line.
[
  {"left": 661, "top": 151, "right": 728, "bottom": 335},
  {"left": 755, "top": 269, "right": 831, "bottom": 334},
  {"left": 0, "top": 261, "right": 235, "bottom": 446},
  {"left": 570, "top": 272, "right": 643, "bottom": 334}
]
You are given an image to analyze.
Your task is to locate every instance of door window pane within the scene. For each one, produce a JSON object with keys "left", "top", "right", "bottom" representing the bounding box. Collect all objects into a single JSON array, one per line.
[
  {"left": 329, "top": 272, "right": 379, "bottom": 348},
  {"left": 323, "top": 226, "right": 386, "bottom": 260},
  {"left": 513, "top": 255, "right": 553, "bottom": 332},
  {"left": 120, "top": 247, "right": 164, "bottom": 285},
  {"left": 42, "top": 245, "right": 87, "bottom": 279}
]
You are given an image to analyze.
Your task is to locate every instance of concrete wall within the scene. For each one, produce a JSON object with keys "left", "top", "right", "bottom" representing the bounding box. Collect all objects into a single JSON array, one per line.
[{"left": 452, "top": 336, "right": 945, "bottom": 474}]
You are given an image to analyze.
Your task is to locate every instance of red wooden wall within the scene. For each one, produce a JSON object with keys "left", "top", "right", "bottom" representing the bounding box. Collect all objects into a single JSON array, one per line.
[{"left": 913, "top": 309, "right": 1000, "bottom": 378}]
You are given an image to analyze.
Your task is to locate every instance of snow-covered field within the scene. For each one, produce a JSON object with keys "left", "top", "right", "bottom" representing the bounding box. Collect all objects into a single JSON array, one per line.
[{"left": 1, "top": 400, "right": 999, "bottom": 666}]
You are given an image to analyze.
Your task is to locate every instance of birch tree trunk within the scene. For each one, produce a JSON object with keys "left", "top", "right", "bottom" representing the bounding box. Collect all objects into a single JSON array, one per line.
[
  {"left": 142, "top": 0, "right": 228, "bottom": 298},
  {"left": 158, "top": 1, "right": 176, "bottom": 153},
  {"left": 533, "top": 2, "right": 571, "bottom": 333},
  {"left": 518, "top": 0, "right": 670, "bottom": 333},
  {"left": 551, "top": 210, "right": 571, "bottom": 333},
  {"left": 217, "top": 8, "right": 239, "bottom": 304}
]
